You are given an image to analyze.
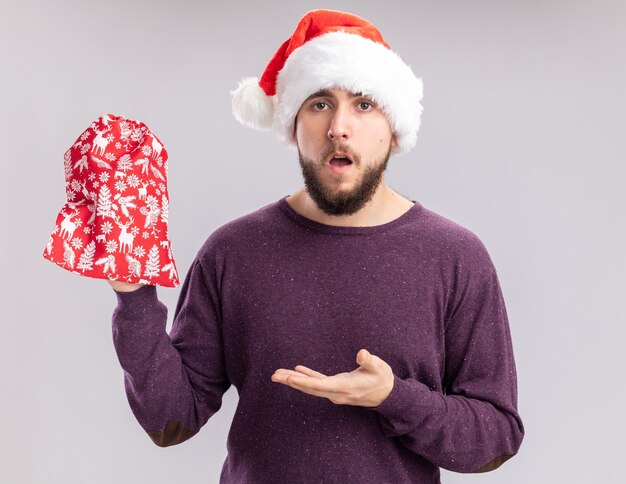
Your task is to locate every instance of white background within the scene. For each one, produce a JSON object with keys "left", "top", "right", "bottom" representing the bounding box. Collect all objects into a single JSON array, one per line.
[{"left": 1, "top": 0, "right": 625, "bottom": 482}]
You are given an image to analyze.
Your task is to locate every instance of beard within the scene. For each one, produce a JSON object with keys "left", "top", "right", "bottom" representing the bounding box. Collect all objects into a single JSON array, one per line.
[{"left": 297, "top": 142, "right": 391, "bottom": 216}]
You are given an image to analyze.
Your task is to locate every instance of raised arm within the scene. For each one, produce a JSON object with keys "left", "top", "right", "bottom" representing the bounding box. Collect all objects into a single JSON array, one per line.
[{"left": 110, "top": 253, "right": 230, "bottom": 447}]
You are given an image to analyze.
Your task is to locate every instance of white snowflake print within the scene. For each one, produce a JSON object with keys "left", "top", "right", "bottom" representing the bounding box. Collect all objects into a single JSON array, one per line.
[
  {"left": 126, "top": 174, "right": 140, "bottom": 188},
  {"left": 80, "top": 131, "right": 91, "bottom": 141},
  {"left": 99, "top": 172, "right": 110, "bottom": 183},
  {"left": 104, "top": 152, "right": 116, "bottom": 161},
  {"left": 71, "top": 180, "right": 82, "bottom": 192},
  {"left": 101, "top": 220, "right": 113, "bottom": 235},
  {"left": 67, "top": 191, "right": 77, "bottom": 201},
  {"left": 156, "top": 156, "right": 163, "bottom": 167},
  {"left": 93, "top": 181, "right": 100, "bottom": 188},
  {"left": 106, "top": 133, "right": 115, "bottom": 143},
  {"left": 141, "top": 145, "right": 152, "bottom": 156},
  {"left": 52, "top": 225, "right": 59, "bottom": 235},
  {"left": 149, "top": 179, "right": 156, "bottom": 187},
  {"left": 71, "top": 237, "right": 83, "bottom": 250},
  {"left": 75, "top": 219, "right": 83, "bottom": 227},
  {"left": 115, "top": 142, "right": 122, "bottom": 149},
  {"left": 142, "top": 231, "right": 150, "bottom": 239},
  {"left": 80, "top": 143, "right": 91, "bottom": 155},
  {"left": 145, "top": 195, "right": 159, "bottom": 210},
  {"left": 158, "top": 183, "right": 166, "bottom": 192},
  {"left": 156, "top": 189, "right": 161, "bottom": 195},
  {"left": 106, "top": 240, "right": 118, "bottom": 253},
  {"left": 88, "top": 173, "right": 96, "bottom": 181},
  {"left": 83, "top": 226, "right": 91, "bottom": 234},
  {"left": 131, "top": 226, "right": 139, "bottom": 236},
  {"left": 114, "top": 180, "right": 127, "bottom": 193},
  {"left": 133, "top": 246, "right": 146, "bottom": 258}
]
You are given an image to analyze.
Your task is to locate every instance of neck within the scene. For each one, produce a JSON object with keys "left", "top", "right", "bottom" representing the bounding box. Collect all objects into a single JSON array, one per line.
[{"left": 286, "top": 182, "right": 414, "bottom": 227}]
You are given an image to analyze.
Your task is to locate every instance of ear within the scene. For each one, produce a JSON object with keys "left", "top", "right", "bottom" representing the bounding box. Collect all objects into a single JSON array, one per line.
[{"left": 391, "top": 133, "right": 398, "bottom": 150}]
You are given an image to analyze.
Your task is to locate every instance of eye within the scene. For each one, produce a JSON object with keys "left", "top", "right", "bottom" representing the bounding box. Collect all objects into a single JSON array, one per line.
[
  {"left": 358, "top": 101, "right": 373, "bottom": 111},
  {"left": 312, "top": 101, "right": 328, "bottom": 110}
]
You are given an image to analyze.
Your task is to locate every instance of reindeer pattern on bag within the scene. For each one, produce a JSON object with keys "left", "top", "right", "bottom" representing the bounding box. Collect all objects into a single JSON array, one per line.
[{"left": 43, "top": 114, "right": 180, "bottom": 288}]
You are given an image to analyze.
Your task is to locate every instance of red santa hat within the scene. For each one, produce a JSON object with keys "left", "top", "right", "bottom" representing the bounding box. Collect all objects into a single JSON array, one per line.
[
  {"left": 43, "top": 114, "right": 180, "bottom": 288},
  {"left": 231, "top": 9, "right": 424, "bottom": 155}
]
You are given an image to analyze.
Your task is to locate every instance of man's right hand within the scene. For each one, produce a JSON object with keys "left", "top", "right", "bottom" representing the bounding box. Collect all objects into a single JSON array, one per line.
[{"left": 107, "top": 280, "right": 147, "bottom": 292}]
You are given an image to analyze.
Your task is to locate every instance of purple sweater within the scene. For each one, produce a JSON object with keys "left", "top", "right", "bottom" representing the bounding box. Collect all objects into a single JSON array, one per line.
[{"left": 111, "top": 196, "right": 524, "bottom": 483}]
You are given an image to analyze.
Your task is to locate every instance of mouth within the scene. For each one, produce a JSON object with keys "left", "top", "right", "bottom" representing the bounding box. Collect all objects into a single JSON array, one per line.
[{"left": 326, "top": 151, "right": 354, "bottom": 172}]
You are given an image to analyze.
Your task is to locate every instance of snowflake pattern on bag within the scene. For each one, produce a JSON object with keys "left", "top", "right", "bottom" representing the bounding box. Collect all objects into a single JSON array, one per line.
[{"left": 43, "top": 114, "right": 180, "bottom": 288}]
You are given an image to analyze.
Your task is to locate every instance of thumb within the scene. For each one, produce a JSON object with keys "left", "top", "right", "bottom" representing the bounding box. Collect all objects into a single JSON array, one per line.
[{"left": 356, "top": 348, "right": 371, "bottom": 367}]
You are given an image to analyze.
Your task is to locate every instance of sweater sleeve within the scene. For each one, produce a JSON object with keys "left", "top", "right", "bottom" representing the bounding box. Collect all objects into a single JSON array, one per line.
[
  {"left": 111, "top": 253, "right": 230, "bottom": 447},
  {"left": 367, "top": 251, "right": 524, "bottom": 473}
]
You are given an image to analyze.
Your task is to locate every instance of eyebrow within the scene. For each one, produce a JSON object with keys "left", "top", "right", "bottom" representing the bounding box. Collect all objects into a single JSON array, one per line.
[{"left": 303, "top": 90, "right": 366, "bottom": 102}]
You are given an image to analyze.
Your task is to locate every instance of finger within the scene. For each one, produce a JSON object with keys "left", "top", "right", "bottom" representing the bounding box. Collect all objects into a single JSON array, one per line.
[
  {"left": 271, "top": 371, "right": 325, "bottom": 395},
  {"left": 283, "top": 374, "right": 338, "bottom": 399},
  {"left": 271, "top": 369, "right": 305, "bottom": 382},
  {"left": 286, "top": 373, "right": 344, "bottom": 395},
  {"left": 293, "top": 365, "right": 327, "bottom": 378}
]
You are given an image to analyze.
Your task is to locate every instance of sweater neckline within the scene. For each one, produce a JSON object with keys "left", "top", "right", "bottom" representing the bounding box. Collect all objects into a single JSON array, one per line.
[{"left": 277, "top": 195, "right": 423, "bottom": 235}]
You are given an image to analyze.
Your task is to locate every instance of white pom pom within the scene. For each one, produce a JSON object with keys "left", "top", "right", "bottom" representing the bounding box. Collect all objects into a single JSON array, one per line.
[{"left": 230, "top": 77, "right": 274, "bottom": 130}]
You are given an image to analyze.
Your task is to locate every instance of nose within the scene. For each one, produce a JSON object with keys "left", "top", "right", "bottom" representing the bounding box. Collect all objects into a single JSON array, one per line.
[{"left": 327, "top": 105, "right": 351, "bottom": 141}]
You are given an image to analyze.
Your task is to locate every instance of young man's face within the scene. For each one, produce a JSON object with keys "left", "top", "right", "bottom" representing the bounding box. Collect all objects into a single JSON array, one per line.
[{"left": 293, "top": 87, "right": 397, "bottom": 216}]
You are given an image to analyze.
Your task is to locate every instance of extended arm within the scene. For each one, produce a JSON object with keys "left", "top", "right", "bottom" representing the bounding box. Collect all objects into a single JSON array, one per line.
[{"left": 111, "top": 253, "right": 230, "bottom": 447}]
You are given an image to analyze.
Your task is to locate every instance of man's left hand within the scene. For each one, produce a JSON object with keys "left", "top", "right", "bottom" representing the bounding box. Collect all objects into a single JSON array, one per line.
[{"left": 271, "top": 348, "right": 394, "bottom": 407}]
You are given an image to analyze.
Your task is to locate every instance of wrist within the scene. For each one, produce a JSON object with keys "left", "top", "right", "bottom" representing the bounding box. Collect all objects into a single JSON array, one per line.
[{"left": 107, "top": 280, "right": 146, "bottom": 292}]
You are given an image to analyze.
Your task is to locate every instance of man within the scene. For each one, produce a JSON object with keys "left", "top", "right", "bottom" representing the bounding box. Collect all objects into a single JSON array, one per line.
[{"left": 109, "top": 9, "right": 524, "bottom": 483}]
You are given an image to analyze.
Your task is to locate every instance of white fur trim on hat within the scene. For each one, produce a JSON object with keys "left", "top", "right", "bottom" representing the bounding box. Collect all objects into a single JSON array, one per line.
[
  {"left": 231, "top": 77, "right": 275, "bottom": 130},
  {"left": 274, "top": 31, "right": 424, "bottom": 155}
]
